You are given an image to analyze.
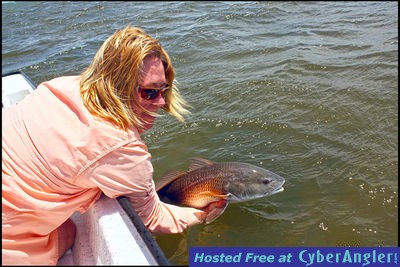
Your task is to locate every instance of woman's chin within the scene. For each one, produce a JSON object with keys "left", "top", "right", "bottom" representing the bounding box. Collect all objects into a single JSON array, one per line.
[{"left": 140, "top": 115, "right": 156, "bottom": 132}]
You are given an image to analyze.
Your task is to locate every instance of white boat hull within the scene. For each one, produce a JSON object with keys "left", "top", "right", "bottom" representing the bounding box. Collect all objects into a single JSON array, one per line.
[{"left": 58, "top": 195, "right": 161, "bottom": 265}]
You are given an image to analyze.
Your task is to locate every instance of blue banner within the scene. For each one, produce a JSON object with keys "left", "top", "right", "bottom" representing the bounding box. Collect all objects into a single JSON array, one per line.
[{"left": 189, "top": 247, "right": 399, "bottom": 267}]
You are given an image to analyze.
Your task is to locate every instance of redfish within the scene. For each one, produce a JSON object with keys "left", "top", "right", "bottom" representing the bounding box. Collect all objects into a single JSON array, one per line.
[{"left": 156, "top": 158, "right": 285, "bottom": 223}]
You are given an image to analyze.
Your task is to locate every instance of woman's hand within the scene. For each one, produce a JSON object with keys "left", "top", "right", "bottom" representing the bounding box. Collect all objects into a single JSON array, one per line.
[{"left": 195, "top": 199, "right": 229, "bottom": 224}]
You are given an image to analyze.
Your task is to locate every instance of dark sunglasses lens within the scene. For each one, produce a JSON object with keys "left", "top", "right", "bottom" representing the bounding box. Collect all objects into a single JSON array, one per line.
[{"left": 141, "top": 89, "right": 159, "bottom": 100}]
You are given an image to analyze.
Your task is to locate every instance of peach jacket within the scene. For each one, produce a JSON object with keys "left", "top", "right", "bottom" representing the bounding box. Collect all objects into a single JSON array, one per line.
[{"left": 2, "top": 76, "right": 202, "bottom": 265}]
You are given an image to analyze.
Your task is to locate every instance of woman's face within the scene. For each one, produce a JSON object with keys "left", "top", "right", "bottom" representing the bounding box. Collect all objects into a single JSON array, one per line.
[{"left": 134, "top": 55, "right": 169, "bottom": 132}]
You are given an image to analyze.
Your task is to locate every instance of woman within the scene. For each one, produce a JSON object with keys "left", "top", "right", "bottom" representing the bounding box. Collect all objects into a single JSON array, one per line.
[{"left": 2, "top": 26, "right": 212, "bottom": 265}]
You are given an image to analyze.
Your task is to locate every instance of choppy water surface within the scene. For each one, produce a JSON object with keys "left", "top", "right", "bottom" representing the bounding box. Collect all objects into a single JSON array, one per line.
[{"left": 2, "top": 1, "right": 398, "bottom": 265}]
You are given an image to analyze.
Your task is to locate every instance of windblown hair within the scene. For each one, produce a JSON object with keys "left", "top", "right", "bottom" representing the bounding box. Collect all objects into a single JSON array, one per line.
[{"left": 80, "top": 25, "right": 190, "bottom": 130}]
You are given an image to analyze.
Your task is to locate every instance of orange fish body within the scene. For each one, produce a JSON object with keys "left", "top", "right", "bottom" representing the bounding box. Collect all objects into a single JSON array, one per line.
[{"left": 156, "top": 158, "right": 285, "bottom": 223}]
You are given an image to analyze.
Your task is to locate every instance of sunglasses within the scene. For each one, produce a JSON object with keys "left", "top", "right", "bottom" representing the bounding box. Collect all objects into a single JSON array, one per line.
[{"left": 138, "top": 86, "right": 170, "bottom": 100}]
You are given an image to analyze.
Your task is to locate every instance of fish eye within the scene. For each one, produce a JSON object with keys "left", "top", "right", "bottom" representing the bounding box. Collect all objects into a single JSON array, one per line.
[{"left": 263, "top": 179, "right": 270, "bottom": 185}]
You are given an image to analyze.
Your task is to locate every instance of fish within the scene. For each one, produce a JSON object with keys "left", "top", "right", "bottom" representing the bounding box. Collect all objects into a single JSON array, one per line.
[{"left": 156, "top": 157, "right": 285, "bottom": 223}]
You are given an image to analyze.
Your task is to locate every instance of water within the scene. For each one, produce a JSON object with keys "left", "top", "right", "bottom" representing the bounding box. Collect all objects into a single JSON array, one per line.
[{"left": 2, "top": 1, "right": 398, "bottom": 265}]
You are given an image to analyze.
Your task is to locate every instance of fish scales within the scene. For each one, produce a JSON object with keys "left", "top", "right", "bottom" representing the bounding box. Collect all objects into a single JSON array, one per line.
[
  {"left": 158, "top": 166, "right": 229, "bottom": 208},
  {"left": 156, "top": 158, "right": 285, "bottom": 222}
]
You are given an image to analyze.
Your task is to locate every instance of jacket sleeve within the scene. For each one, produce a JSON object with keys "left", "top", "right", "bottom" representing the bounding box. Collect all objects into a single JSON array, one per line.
[{"left": 74, "top": 139, "right": 206, "bottom": 233}]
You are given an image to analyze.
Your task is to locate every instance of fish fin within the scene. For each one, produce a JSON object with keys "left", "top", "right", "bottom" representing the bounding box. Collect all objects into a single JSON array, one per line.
[
  {"left": 212, "top": 193, "right": 231, "bottom": 200},
  {"left": 188, "top": 157, "right": 215, "bottom": 171},
  {"left": 197, "top": 191, "right": 231, "bottom": 200},
  {"left": 155, "top": 170, "right": 186, "bottom": 192},
  {"left": 203, "top": 199, "right": 228, "bottom": 224}
]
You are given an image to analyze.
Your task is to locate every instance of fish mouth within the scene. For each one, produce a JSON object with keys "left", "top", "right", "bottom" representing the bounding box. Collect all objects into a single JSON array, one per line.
[
  {"left": 229, "top": 186, "right": 285, "bottom": 202},
  {"left": 271, "top": 186, "right": 284, "bottom": 195}
]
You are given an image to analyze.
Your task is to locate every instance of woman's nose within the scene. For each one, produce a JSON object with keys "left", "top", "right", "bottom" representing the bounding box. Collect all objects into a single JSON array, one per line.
[{"left": 153, "top": 93, "right": 166, "bottom": 107}]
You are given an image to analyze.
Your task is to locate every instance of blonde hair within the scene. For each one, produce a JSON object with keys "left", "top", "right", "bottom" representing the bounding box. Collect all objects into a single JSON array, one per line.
[{"left": 80, "top": 26, "right": 190, "bottom": 130}]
